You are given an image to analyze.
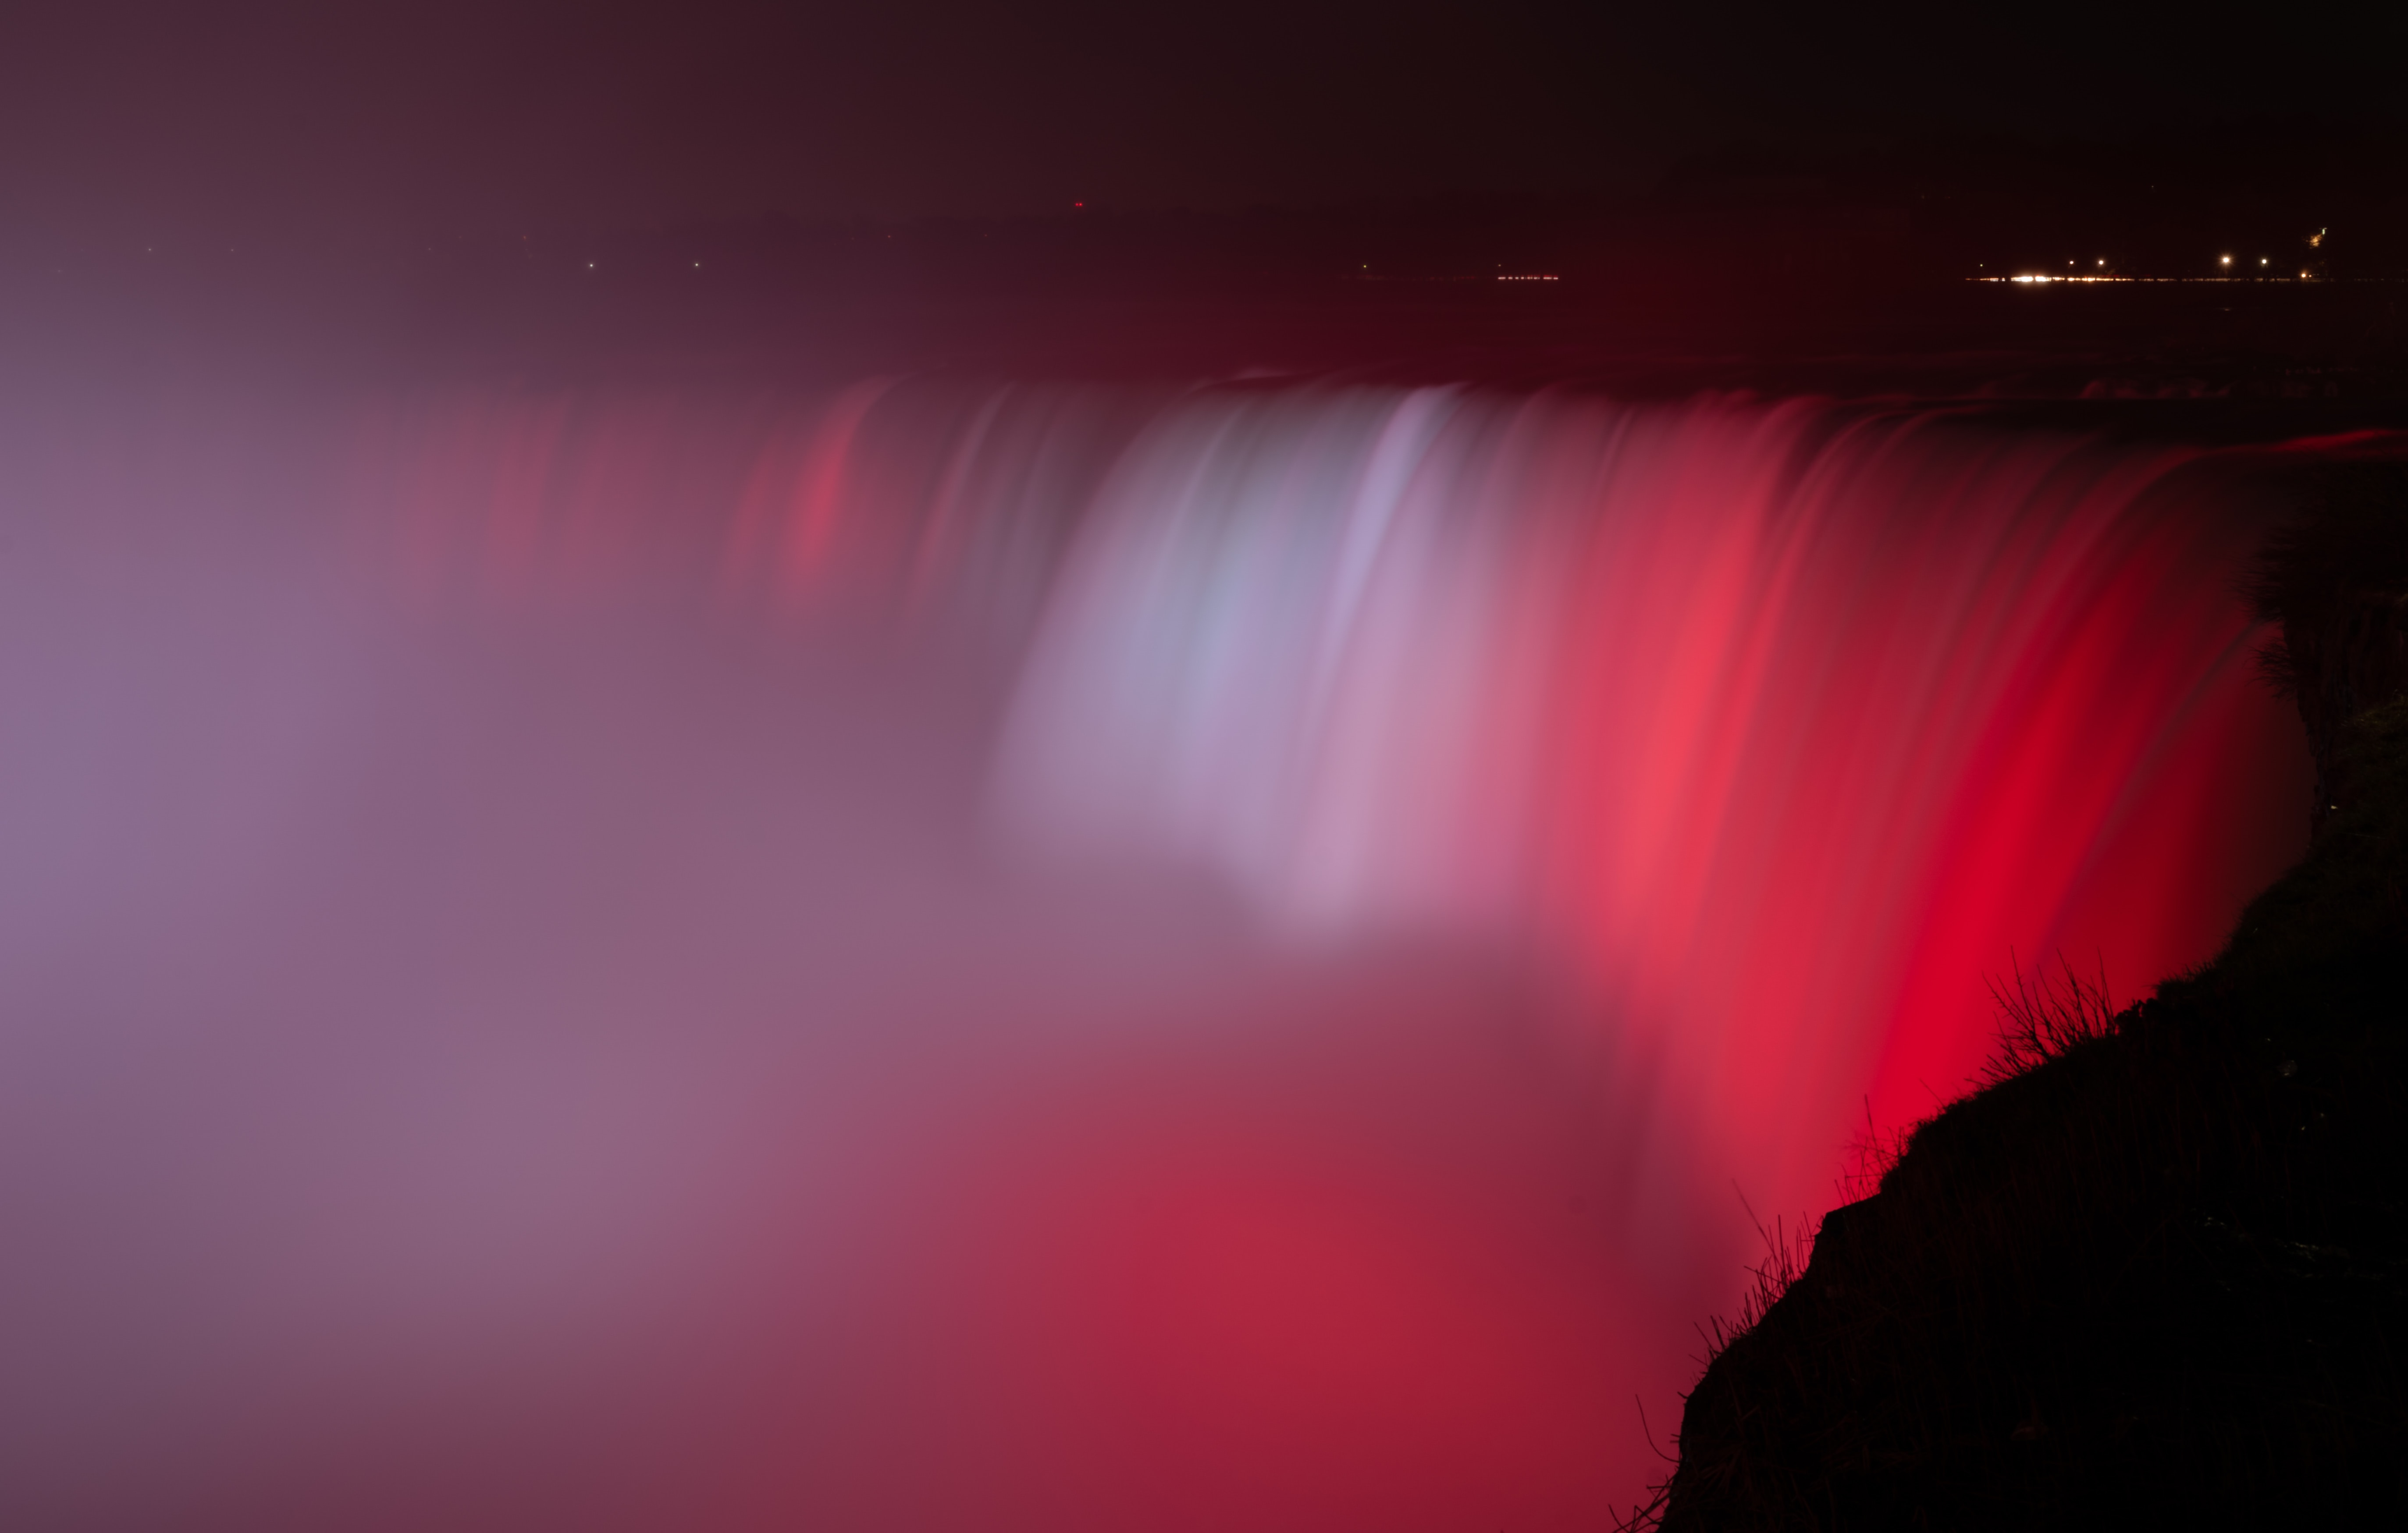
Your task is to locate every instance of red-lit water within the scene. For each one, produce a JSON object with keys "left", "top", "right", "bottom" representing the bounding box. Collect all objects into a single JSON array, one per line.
[{"left": 0, "top": 378, "right": 2315, "bottom": 1529}]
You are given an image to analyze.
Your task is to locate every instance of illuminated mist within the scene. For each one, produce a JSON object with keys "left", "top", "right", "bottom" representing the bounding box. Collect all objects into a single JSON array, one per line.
[{"left": 0, "top": 377, "right": 2310, "bottom": 1529}]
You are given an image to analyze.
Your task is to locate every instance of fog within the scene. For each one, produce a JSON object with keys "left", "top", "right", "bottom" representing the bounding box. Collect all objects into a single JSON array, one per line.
[{"left": 0, "top": 373, "right": 2307, "bottom": 1528}]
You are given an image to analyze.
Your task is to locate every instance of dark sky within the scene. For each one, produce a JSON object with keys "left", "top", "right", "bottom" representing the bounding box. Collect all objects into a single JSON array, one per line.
[{"left": 4, "top": 0, "right": 2404, "bottom": 250}]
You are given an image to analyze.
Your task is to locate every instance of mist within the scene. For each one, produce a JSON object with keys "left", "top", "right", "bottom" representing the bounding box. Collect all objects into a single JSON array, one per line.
[{"left": 0, "top": 369, "right": 2309, "bottom": 1528}]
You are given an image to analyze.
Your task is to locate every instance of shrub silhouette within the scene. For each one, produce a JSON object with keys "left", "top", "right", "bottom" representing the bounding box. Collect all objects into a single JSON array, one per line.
[{"left": 1643, "top": 497, "right": 2408, "bottom": 1529}]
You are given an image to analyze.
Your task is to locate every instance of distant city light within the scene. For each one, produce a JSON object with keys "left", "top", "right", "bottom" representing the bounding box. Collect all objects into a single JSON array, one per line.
[
  {"left": 1985, "top": 265, "right": 2335, "bottom": 285},
  {"left": 1497, "top": 274, "right": 1558, "bottom": 281}
]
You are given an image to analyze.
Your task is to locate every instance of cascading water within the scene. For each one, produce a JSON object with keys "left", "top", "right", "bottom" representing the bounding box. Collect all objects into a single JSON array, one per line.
[
  {"left": 0, "top": 376, "right": 2313, "bottom": 1529},
  {"left": 993, "top": 385, "right": 2310, "bottom": 1233}
]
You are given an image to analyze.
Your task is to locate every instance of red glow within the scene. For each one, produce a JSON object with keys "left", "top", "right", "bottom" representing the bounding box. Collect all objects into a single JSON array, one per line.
[{"left": 3, "top": 378, "right": 2331, "bottom": 1529}]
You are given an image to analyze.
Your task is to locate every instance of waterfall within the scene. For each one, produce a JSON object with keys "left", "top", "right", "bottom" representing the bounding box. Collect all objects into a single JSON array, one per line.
[
  {"left": 0, "top": 374, "right": 2315, "bottom": 1529},
  {"left": 990, "top": 384, "right": 2308, "bottom": 1223}
]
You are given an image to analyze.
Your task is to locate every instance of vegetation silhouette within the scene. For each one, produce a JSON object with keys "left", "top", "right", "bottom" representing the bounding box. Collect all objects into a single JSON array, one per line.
[{"left": 1636, "top": 481, "right": 2408, "bottom": 1529}]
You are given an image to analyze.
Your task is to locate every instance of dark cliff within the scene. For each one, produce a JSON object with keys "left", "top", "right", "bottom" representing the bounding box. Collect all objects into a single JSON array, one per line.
[{"left": 1651, "top": 472, "right": 2408, "bottom": 1530}]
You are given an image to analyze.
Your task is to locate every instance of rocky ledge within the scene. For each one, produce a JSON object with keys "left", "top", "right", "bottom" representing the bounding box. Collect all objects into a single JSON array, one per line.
[{"left": 1652, "top": 469, "right": 2408, "bottom": 1530}]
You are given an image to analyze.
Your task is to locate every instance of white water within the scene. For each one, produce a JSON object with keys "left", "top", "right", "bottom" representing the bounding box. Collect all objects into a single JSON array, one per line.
[{"left": 0, "top": 377, "right": 2313, "bottom": 1529}]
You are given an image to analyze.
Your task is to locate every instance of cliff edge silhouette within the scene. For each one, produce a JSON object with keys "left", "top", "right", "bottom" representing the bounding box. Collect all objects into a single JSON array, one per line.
[{"left": 1650, "top": 466, "right": 2408, "bottom": 1530}]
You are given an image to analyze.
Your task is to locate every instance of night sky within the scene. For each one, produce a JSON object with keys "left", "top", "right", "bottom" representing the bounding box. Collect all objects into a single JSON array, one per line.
[{"left": 6, "top": 0, "right": 2404, "bottom": 253}]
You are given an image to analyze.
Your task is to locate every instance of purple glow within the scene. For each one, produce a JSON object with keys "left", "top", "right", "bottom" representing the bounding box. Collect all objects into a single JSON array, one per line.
[{"left": 0, "top": 378, "right": 2318, "bottom": 1528}]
